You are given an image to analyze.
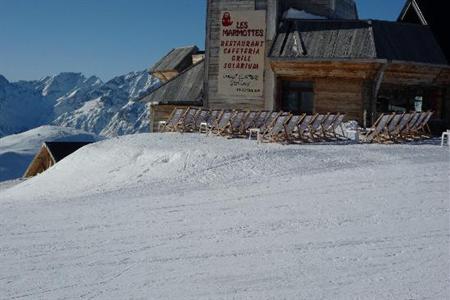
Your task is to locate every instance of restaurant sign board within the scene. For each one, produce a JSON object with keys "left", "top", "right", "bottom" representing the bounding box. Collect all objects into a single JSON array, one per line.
[{"left": 218, "top": 10, "right": 266, "bottom": 97}]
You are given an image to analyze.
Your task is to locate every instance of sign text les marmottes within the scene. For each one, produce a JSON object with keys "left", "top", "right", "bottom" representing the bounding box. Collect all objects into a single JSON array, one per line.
[{"left": 218, "top": 10, "right": 266, "bottom": 97}]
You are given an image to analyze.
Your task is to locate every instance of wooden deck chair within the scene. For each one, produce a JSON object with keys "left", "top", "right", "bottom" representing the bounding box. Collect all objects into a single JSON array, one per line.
[
  {"left": 210, "top": 110, "right": 236, "bottom": 136},
  {"left": 362, "top": 113, "right": 394, "bottom": 143},
  {"left": 195, "top": 110, "right": 210, "bottom": 131},
  {"left": 260, "top": 112, "right": 283, "bottom": 134},
  {"left": 387, "top": 112, "right": 413, "bottom": 142},
  {"left": 296, "top": 114, "right": 318, "bottom": 142},
  {"left": 208, "top": 110, "right": 222, "bottom": 125},
  {"left": 253, "top": 111, "right": 272, "bottom": 129},
  {"left": 380, "top": 113, "right": 404, "bottom": 142},
  {"left": 283, "top": 114, "right": 305, "bottom": 143},
  {"left": 326, "top": 114, "right": 346, "bottom": 140},
  {"left": 406, "top": 112, "right": 428, "bottom": 139},
  {"left": 226, "top": 110, "right": 249, "bottom": 137},
  {"left": 177, "top": 107, "right": 200, "bottom": 132},
  {"left": 402, "top": 112, "right": 420, "bottom": 137},
  {"left": 240, "top": 111, "right": 260, "bottom": 134},
  {"left": 261, "top": 113, "right": 292, "bottom": 143},
  {"left": 162, "top": 108, "right": 187, "bottom": 132},
  {"left": 415, "top": 111, "right": 433, "bottom": 137},
  {"left": 320, "top": 113, "right": 338, "bottom": 139},
  {"left": 308, "top": 113, "right": 329, "bottom": 141}
]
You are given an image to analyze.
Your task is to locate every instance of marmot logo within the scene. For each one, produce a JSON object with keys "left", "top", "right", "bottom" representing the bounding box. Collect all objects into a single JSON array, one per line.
[{"left": 222, "top": 12, "right": 233, "bottom": 27}]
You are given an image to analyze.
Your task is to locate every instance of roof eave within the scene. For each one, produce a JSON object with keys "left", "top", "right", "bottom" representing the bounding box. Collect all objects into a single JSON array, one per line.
[{"left": 270, "top": 57, "right": 449, "bottom": 68}]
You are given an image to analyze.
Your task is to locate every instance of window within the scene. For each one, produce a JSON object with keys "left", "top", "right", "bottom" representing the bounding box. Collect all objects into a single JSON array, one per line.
[{"left": 279, "top": 81, "right": 314, "bottom": 114}]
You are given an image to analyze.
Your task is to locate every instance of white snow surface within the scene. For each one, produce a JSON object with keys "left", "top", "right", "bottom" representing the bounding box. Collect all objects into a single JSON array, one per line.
[
  {"left": 0, "top": 133, "right": 449, "bottom": 299},
  {"left": 0, "top": 125, "right": 100, "bottom": 182}
]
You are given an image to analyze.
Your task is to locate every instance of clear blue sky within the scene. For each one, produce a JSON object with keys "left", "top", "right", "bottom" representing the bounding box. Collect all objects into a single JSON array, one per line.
[{"left": 0, "top": 0, "right": 406, "bottom": 82}]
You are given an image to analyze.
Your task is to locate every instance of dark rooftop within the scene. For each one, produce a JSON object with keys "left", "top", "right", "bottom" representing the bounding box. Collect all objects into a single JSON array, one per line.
[
  {"left": 149, "top": 46, "right": 199, "bottom": 73},
  {"left": 44, "top": 142, "right": 92, "bottom": 162},
  {"left": 270, "top": 19, "right": 448, "bottom": 65},
  {"left": 399, "top": 0, "right": 450, "bottom": 62},
  {"left": 141, "top": 59, "right": 204, "bottom": 105}
]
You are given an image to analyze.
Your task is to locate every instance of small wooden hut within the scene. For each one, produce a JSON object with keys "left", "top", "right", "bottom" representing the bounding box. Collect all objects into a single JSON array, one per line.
[
  {"left": 141, "top": 46, "right": 205, "bottom": 132},
  {"left": 23, "top": 142, "right": 92, "bottom": 178}
]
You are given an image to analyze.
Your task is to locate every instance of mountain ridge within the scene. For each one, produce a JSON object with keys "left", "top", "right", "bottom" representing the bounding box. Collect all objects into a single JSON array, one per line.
[{"left": 0, "top": 71, "right": 159, "bottom": 138}]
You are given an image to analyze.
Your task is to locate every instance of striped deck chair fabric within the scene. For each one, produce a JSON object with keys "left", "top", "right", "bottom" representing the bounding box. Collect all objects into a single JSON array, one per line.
[
  {"left": 241, "top": 111, "right": 260, "bottom": 133},
  {"left": 416, "top": 111, "right": 433, "bottom": 136},
  {"left": 320, "top": 114, "right": 338, "bottom": 139},
  {"left": 327, "top": 114, "right": 346, "bottom": 139},
  {"left": 408, "top": 112, "right": 427, "bottom": 136},
  {"left": 382, "top": 113, "right": 404, "bottom": 142},
  {"left": 308, "top": 113, "right": 328, "bottom": 140},
  {"left": 297, "top": 114, "right": 317, "bottom": 141},
  {"left": 178, "top": 107, "right": 200, "bottom": 132},
  {"left": 261, "top": 114, "right": 292, "bottom": 143},
  {"left": 363, "top": 113, "right": 394, "bottom": 143},
  {"left": 211, "top": 111, "right": 235, "bottom": 135},
  {"left": 195, "top": 110, "right": 210, "bottom": 130},
  {"left": 253, "top": 111, "right": 271, "bottom": 128},
  {"left": 283, "top": 114, "right": 304, "bottom": 143},
  {"left": 207, "top": 110, "right": 222, "bottom": 127},
  {"left": 227, "top": 110, "right": 248, "bottom": 136},
  {"left": 406, "top": 113, "right": 420, "bottom": 133},
  {"left": 390, "top": 113, "right": 413, "bottom": 141},
  {"left": 260, "top": 112, "right": 282, "bottom": 135},
  {"left": 163, "top": 108, "right": 187, "bottom": 132}
]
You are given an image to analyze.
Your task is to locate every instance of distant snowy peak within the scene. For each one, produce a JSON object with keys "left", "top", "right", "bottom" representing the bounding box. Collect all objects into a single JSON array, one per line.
[
  {"left": 0, "top": 70, "right": 159, "bottom": 138},
  {"left": 53, "top": 70, "right": 158, "bottom": 137},
  {"left": 38, "top": 73, "right": 103, "bottom": 100}
]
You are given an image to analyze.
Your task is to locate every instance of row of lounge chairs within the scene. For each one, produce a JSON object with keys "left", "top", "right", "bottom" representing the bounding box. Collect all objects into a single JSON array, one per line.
[
  {"left": 362, "top": 111, "right": 433, "bottom": 143},
  {"left": 160, "top": 107, "right": 347, "bottom": 143}
]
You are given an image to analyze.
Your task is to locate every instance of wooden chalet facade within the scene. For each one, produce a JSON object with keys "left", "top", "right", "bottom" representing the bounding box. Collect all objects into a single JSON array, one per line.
[
  {"left": 203, "top": 0, "right": 450, "bottom": 128},
  {"left": 24, "top": 142, "right": 92, "bottom": 178},
  {"left": 141, "top": 0, "right": 449, "bottom": 131}
]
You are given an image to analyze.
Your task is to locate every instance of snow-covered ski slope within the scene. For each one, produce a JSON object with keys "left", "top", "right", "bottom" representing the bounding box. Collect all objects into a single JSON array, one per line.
[{"left": 1, "top": 133, "right": 449, "bottom": 299}]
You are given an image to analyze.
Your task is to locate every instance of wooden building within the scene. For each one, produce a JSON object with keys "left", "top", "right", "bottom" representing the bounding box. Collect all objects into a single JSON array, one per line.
[
  {"left": 269, "top": 19, "right": 449, "bottom": 125},
  {"left": 24, "top": 142, "right": 92, "bottom": 178},
  {"left": 203, "top": 0, "right": 450, "bottom": 128},
  {"left": 141, "top": 0, "right": 449, "bottom": 131},
  {"left": 141, "top": 46, "right": 205, "bottom": 132}
]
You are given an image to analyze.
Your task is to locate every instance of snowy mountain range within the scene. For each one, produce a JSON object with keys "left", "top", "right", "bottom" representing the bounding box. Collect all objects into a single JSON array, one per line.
[{"left": 0, "top": 71, "right": 159, "bottom": 138}]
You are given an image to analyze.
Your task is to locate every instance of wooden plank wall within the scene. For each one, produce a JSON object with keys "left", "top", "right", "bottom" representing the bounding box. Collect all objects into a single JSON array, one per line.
[
  {"left": 205, "top": 0, "right": 266, "bottom": 111},
  {"left": 315, "top": 78, "right": 364, "bottom": 122},
  {"left": 24, "top": 147, "right": 54, "bottom": 178}
]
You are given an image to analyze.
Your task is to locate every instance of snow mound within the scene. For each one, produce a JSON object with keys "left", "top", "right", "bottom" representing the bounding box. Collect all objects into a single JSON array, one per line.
[
  {"left": 0, "top": 134, "right": 449, "bottom": 299},
  {"left": 0, "top": 125, "right": 101, "bottom": 182}
]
